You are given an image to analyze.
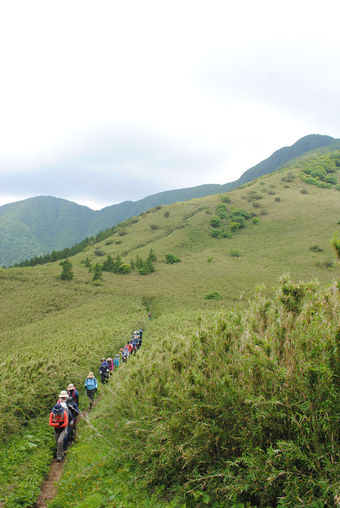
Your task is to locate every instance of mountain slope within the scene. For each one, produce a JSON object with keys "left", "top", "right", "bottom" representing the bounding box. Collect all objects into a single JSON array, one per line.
[
  {"left": 1, "top": 148, "right": 340, "bottom": 506},
  {"left": 1, "top": 134, "right": 338, "bottom": 266}
]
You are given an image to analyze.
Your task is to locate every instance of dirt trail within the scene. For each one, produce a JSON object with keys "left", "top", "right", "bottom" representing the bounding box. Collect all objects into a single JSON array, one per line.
[
  {"left": 34, "top": 460, "right": 64, "bottom": 507},
  {"left": 34, "top": 407, "right": 92, "bottom": 507}
]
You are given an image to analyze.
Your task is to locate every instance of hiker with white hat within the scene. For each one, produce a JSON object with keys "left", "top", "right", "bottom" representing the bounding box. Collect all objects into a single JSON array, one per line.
[
  {"left": 67, "top": 383, "right": 79, "bottom": 406},
  {"left": 84, "top": 372, "right": 97, "bottom": 409}
]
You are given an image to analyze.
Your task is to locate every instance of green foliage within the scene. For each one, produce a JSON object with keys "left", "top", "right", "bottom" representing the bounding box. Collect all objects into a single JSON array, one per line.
[
  {"left": 205, "top": 290, "right": 222, "bottom": 299},
  {"left": 252, "top": 217, "right": 260, "bottom": 224},
  {"left": 150, "top": 224, "right": 160, "bottom": 231},
  {"left": 310, "top": 245, "right": 323, "bottom": 253},
  {"left": 59, "top": 258, "right": 73, "bottom": 280},
  {"left": 165, "top": 253, "right": 181, "bottom": 264},
  {"left": 92, "top": 263, "right": 103, "bottom": 282},
  {"left": 300, "top": 151, "right": 340, "bottom": 190},
  {"left": 209, "top": 216, "right": 221, "bottom": 228},
  {"left": 278, "top": 275, "right": 305, "bottom": 314},
  {"left": 164, "top": 211, "right": 170, "bottom": 218},
  {"left": 139, "top": 258, "right": 155, "bottom": 275},
  {"left": 148, "top": 248, "right": 157, "bottom": 262},
  {"left": 220, "top": 194, "right": 231, "bottom": 203},
  {"left": 331, "top": 231, "right": 340, "bottom": 261},
  {"left": 54, "top": 278, "right": 339, "bottom": 507},
  {"left": 229, "top": 249, "right": 241, "bottom": 257},
  {"left": 119, "top": 263, "right": 132, "bottom": 274}
]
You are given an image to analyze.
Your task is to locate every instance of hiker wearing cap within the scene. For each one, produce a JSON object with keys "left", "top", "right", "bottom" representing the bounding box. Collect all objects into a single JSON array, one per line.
[
  {"left": 57, "top": 390, "right": 75, "bottom": 450},
  {"left": 84, "top": 372, "right": 97, "bottom": 408},
  {"left": 114, "top": 354, "right": 120, "bottom": 368},
  {"left": 49, "top": 403, "right": 69, "bottom": 462},
  {"left": 67, "top": 383, "right": 79, "bottom": 406}
]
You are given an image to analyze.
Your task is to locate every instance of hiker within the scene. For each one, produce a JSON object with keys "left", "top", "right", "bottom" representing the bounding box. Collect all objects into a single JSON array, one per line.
[
  {"left": 57, "top": 390, "right": 75, "bottom": 450},
  {"left": 49, "top": 403, "right": 69, "bottom": 462},
  {"left": 107, "top": 357, "right": 114, "bottom": 373},
  {"left": 67, "top": 383, "right": 79, "bottom": 406},
  {"left": 66, "top": 395, "right": 79, "bottom": 443},
  {"left": 114, "top": 354, "right": 120, "bottom": 368},
  {"left": 99, "top": 358, "right": 110, "bottom": 383},
  {"left": 85, "top": 372, "right": 97, "bottom": 409},
  {"left": 122, "top": 348, "right": 129, "bottom": 363},
  {"left": 148, "top": 312, "right": 152, "bottom": 320},
  {"left": 126, "top": 343, "right": 133, "bottom": 356}
]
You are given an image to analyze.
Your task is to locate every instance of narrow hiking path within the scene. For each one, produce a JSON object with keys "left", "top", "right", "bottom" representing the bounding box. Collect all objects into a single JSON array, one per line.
[
  {"left": 32, "top": 329, "right": 143, "bottom": 508},
  {"left": 35, "top": 461, "right": 64, "bottom": 508}
]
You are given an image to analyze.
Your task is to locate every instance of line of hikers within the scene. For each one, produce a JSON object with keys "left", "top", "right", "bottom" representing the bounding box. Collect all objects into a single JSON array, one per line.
[{"left": 49, "top": 328, "right": 143, "bottom": 462}]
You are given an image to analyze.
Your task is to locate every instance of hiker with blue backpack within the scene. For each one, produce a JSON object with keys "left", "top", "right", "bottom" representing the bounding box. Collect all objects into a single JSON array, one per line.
[{"left": 85, "top": 372, "right": 97, "bottom": 409}]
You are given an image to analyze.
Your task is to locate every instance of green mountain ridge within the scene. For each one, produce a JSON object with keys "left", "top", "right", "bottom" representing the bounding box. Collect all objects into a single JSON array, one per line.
[{"left": 0, "top": 133, "right": 337, "bottom": 266}]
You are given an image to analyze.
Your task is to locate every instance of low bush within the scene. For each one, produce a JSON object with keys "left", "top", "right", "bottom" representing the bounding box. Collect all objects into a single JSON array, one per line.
[
  {"left": 165, "top": 253, "right": 181, "bottom": 264},
  {"left": 205, "top": 290, "right": 222, "bottom": 300},
  {"left": 310, "top": 245, "right": 323, "bottom": 253},
  {"left": 229, "top": 249, "right": 241, "bottom": 257}
]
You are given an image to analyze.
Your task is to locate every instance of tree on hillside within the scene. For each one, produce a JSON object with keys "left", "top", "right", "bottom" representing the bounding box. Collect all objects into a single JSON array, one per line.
[
  {"left": 92, "top": 263, "right": 103, "bottom": 282},
  {"left": 59, "top": 258, "right": 73, "bottom": 280}
]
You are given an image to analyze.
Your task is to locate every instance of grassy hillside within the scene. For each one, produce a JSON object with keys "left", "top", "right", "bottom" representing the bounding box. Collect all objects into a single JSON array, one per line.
[
  {"left": 0, "top": 150, "right": 340, "bottom": 506},
  {"left": 1, "top": 134, "right": 338, "bottom": 266}
]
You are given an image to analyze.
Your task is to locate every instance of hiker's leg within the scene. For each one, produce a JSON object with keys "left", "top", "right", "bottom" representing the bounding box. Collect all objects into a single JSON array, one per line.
[{"left": 56, "top": 429, "right": 65, "bottom": 460}]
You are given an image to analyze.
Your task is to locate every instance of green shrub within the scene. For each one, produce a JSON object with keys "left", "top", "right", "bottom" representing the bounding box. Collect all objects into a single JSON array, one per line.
[
  {"left": 229, "top": 249, "right": 241, "bottom": 257},
  {"left": 165, "top": 253, "right": 181, "bottom": 264},
  {"left": 92, "top": 263, "right": 103, "bottom": 282},
  {"left": 139, "top": 259, "right": 155, "bottom": 275},
  {"left": 220, "top": 195, "right": 231, "bottom": 203},
  {"left": 310, "top": 245, "right": 323, "bottom": 253},
  {"left": 59, "top": 258, "right": 73, "bottom": 280},
  {"left": 331, "top": 231, "right": 340, "bottom": 261},
  {"left": 105, "top": 239, "right": 114, "bottom": 245},
  {"left": 94, "top": 249, "right": 105, "bottom": 256},
  {"left": 150, "top": 224, "right": 160, "bottom": 231},
  {"left": 275, "top": 196, "right": 281, "bottom": 202},
  {"left": 300, "top": 188, "right": 309, "bottom": 194},
  {"left": 209, "top": 216, "right": 221, "bottom": 228},
  {"left": 252, "top": 217, "right": 260, "bottom": 224},
  {"left": 164, "top": 211, "right": 170, "bottom": 218},
  {"left": 205, "top": 290, "right": 222, "bottom": 300},
  {"left": 118, "top": 263, "right": 132, "bottom": 274},
  {"left": 324, "top": 174, "right": 337, "bottom": 184},
  {"left": 230, "top": 221, "right": 240, "bottom": 232},
  {"left": 118, "top": 230, "right": 127, "bottom": 236}
]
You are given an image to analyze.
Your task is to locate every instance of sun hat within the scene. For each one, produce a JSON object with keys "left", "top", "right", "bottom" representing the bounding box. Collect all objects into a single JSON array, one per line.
[
  {"left": 67, "top": 384, "right": 75, "bottom": 390},
  {"left": 52, "top": 403, "right": 63, "bottom": 414},
  {"left": 88, "top": 372, "right": 94, "bottom": 378},
  {"left": 59, "top": 390, "right": 68, "bottom": 399},
  {"left": 107, "top": 357, "right": 112, "bottom": 361}
]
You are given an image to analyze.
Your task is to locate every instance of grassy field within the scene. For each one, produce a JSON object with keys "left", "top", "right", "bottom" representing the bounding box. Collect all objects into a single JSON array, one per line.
[{"left": 0, "top": 149, "right": 339, "bottom": 506}]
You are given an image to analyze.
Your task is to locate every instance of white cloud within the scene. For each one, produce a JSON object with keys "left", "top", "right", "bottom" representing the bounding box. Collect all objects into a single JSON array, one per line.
[{"left": 0, "top": 0, "right": 339, "bottom": 209}]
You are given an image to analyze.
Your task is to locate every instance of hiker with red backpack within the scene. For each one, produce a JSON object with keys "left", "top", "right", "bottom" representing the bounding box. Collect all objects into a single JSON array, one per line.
[{"left": 49, "top": 403, "right": 69, "bottom": 462}]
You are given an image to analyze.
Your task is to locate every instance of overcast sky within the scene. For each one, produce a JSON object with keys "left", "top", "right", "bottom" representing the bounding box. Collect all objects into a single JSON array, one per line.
[{"left": 1, "top": 0, "right": 340, "bottom": 210}]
